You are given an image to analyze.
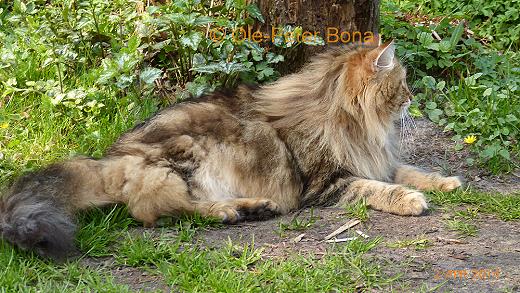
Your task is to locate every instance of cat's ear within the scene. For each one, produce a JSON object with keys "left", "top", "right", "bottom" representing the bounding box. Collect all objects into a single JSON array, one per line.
[{"left": 370, "top": 40, "right": 395, "bottom": 70}]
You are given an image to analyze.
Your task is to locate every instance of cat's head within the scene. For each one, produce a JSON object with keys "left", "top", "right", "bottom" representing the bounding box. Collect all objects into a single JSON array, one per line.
[{"left": 340, "top": 40, "right": 413, "bottom": 123}]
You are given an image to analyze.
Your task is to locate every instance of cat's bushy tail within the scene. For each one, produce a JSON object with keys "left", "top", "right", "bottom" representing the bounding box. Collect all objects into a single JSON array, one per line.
[{"left": 0, "top": 159, "right": 107, "bottom": 261}]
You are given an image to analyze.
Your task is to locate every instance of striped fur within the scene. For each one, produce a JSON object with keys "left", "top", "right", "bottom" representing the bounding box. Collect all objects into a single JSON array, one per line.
[{"left": 0, "top": 42, "right": 461, "bottom": 260}]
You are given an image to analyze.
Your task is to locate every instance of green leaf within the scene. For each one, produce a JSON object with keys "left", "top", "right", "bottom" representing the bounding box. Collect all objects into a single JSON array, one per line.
[
  {"left": 482, "top": 88, "right": 492, "bottom": 97},
  {"left": 464, "top": 73, "right": 483, "bottom": 86},
  {"left": 226, "top": 0, "right": 246, "bottom": 9},
  {"left": 436, "top": 80, "right": 446, "bottom": 90},
  {"left": 266, "top": 53, "right": 284, "bottom": 64},
  {"left": 192, "top": 53, "right": 206, "bottom": 67},
  {"left": 444, "top": 122, "right": 455, "bottom": 131},
  {"left": 180, "top": 32, "right": 203, "bottom": 50},
  {"left": 439, "top": 40, "right": 451, "bottom": 52},
  {"left": 481, "top": 145, "right": 497, "bottom": 159},
  {"left": 449, "top": 21, "right": 465, "bottom": 50},
  {"left": 193, "top": 16, "right": 214, "bottom": 26},
  {"left": 116, "top": 75, "right": 134, "bottom": 89},
  {"left": 426, "top": 101, "right": 437, "bottom": 109},
  {"left": 127, "top": 35, "right": 141, "bottom": 52},
  {"left": 498, "top": 149, "right": 510, "bottom": 160},
  {"left": 140, "top": 67, "right": 162, "bottom": 84},
  {"left": 13, "top": 0, "right": 27, "bottom": 13},
  {"left": 427, "top": 43, "right": 440, "bottom": 51},
  {"left": 258, "top": 66, "right": 274, "bottom": 79},
  {"left": 422, "top": 76, "right": 436, "bottom": 89},
  {"left": 192, "top": 63, "right": 221, "bottom": 74},
  {"left": 187, "top": 80, "right": 209, "bottom": 97},
  {"left": 427, "top": 108, "right": 443, "bottom": 122},
  {"left": 505, "top": 114, "right": 518, "bottom": 122},
  {"left": 246, "top": 4, "right": 264, "bottom": 23},
  {"left": 165, "top": 13, "right": 188, "bottom": 25},
  {"left": 98, "top": 68, "right": 116, "bottom": 84},
  {"left": 251, "top": 49, "right": 263, "bottom": 61}
]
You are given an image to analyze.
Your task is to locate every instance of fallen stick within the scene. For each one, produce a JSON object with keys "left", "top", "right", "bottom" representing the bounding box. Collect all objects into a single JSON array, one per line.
[
  {"left": 325, "top": 237, "right": 358, "bottom": 243},
  {"left": 324, "top": 219, "right": 361, "bottom": 240},
  {"left": 355, "top": 230, "right": 369, "bottom": 239},
  {"left": 436, "top": 236, "right": 465, "bottom": 244}
]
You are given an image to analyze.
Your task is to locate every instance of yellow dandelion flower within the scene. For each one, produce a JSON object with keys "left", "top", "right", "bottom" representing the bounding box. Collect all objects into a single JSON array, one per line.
[
  {"left": 464, "top": 135, "right": 477, "bottom": 144},
  {"left": 0, "top": 122, "right": 8, "bottom": 129}
]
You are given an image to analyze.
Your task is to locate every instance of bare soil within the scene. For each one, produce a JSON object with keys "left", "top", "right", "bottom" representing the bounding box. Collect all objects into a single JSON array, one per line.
[
  {"left": 403, "top": 119, "right": 519, "bottom": 195},
  {"left": 101, "top": 119, "right": 519, "bottom": 292}
]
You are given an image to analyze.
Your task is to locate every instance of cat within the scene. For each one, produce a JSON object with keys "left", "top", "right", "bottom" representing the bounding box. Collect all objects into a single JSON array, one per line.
[{"left": 0, "top": 41, "right": 462, "bottom": 260}]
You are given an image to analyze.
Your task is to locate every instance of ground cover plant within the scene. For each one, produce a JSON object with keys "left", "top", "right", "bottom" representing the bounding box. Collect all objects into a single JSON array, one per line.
[
  {"left": 0, "top": 0, "right": 519, "bottom": 291},
  {"left": 381, "top": 0, "right": 520, "bottom": 173}
]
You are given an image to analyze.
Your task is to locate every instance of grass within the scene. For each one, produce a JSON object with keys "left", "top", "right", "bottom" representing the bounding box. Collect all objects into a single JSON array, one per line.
[
  {"left": 0, "top": 239, "right": 131, "bottom": 292},
  {"left": 76, "top": 205, "right": 138, "bottom": 257},
  {"left": 445, "top": 218, "right": 478, "bottom": 237},
  {"left": 1, "top": 0, "right": 519, "bottom": 291},
  {"left": 1, "top": 211, "right": 399, "bottom": 292},
  {"left": 387, "top": 237, "right": 431, "bottom": 250},
  {"left": 343, "top": 199, "right": 370, "bottom": 222},
  {"left": 277, "top": 208, "right": 318, "bottom": 236},
  {"left": 428, "top": 189, "right": 520, "bottom": 237},
  {"left": 428, "top": 189, "right": 520, "bottom": 221},
  {"left": 157, "top": 237, "right": 398, "bottom": 292}
]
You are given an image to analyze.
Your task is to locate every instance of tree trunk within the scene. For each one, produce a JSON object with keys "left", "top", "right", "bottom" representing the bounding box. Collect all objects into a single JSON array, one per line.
[{"left": 253, "top": 0, "right": 380, "bottom": 73}]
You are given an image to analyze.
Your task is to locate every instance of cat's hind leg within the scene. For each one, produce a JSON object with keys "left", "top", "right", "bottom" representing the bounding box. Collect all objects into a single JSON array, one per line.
[
  {"left": 193, "top": 198, "right": 281, "bottom": 224},
  {"left": 337, "top": 178, "right": 428, "bottom": 216},
  {"left": 394, "top": 165, "right": 462, "bottom": 192},
  {"left": 105, "top": 156, "right": 280, "bottom": 226},
  {"left": 103, "top": 156, "right": 196, "bottom": 227}
]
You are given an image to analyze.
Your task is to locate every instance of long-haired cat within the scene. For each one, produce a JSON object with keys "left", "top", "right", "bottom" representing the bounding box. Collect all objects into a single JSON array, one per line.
[{"left": 0, "top": 41, "right": 461, "bottom": 260}]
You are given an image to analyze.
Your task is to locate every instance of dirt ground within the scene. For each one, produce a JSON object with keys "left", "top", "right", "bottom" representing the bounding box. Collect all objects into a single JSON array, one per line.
[
  {"left": 402, "top": 119, "right": 519, "bottom": 195},
  {"left": 99, "top": 119, "right": 519, "bottom": 292}
]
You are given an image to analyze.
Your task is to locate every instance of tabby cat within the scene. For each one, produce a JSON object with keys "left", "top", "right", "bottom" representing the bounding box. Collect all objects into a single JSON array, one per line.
[{"left": 0, "top": 41, "right": 461, "bottom": 260}]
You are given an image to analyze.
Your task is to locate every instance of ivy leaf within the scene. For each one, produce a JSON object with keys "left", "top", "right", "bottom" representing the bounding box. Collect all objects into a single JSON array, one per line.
[{"left": 140, "top": 67, "right": 162, "bottom": 84}]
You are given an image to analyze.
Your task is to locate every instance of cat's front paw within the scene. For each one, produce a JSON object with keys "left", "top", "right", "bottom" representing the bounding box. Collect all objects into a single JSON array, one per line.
[
  {"left": 399, "top": 191, "right": 428, "bottom": 216},
  {"left": 438, "top": 176, "right": 462, "bottom": 192},
  {"left": 213, "top": 206, "right": 241, "bottom": 224}
]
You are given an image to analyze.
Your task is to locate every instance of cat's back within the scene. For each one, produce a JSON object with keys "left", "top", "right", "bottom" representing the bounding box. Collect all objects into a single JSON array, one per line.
[{"left": 107, "top": 85, "right": 260, "bottom": 156}]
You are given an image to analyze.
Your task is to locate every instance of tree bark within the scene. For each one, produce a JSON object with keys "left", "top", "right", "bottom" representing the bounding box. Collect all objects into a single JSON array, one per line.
[{"left": 253, "top": 0, "right": 380, "bottom": 72}]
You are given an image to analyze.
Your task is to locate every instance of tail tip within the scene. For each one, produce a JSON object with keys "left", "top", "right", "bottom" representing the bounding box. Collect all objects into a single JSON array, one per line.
[{"left": 1, "top": 204, "right": 78, "bottom": 261}]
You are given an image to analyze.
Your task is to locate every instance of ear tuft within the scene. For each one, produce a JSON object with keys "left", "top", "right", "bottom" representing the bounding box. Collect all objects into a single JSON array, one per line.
[{"left": 375, "top": 41, "right": 395, "bottom": 69}]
